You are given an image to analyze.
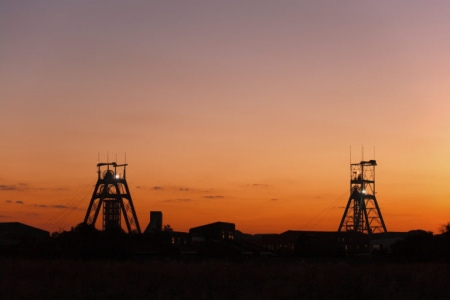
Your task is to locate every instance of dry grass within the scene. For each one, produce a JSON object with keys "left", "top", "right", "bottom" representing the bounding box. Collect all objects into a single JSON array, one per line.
[{"left": 1, "top": 258, "right": 449, "bottom": 299}]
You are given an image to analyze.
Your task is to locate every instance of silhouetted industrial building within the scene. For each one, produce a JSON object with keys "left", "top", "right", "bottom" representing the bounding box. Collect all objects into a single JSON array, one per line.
[
  {"left": 370, "top": 232, "right": 409, "bottom": 253},
  {"left": 0, "top": 222, "right": 49, "bottom": 246},
  {"left": 72, "top": 158, "right": 410, "bottom": 258},
  {"left": 189, "top": 222, "right": 235, "bottom": 242},
  {"left": 238, "top": 231, "right": 346, "bottom": 256},
  {"left": 84, "top": 162, "right": 141, "bottom": 233},
  {"left": 144, "top": 211, "right": 163, "bottom": 233},
  {"left": 339, "top": 160, "right": 387, "bottom": 235}
]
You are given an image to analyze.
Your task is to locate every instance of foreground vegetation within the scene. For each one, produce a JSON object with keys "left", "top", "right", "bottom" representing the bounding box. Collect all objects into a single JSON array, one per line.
[{"left": 1, "top": 258, "right": 450, "bottom": 299}]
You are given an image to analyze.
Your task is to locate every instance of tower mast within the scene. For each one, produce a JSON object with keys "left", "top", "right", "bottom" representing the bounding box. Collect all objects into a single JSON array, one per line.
[
  {"left": 338, "top": 160, "right": 386, "bottom": 235},
  {"left": 83, "top": 162, "right": 141, "bottom": 233}
]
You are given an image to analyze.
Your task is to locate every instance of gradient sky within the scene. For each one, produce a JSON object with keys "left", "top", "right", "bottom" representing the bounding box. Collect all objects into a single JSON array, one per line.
[{"left": 1, "top": 1, "right": 450, "bottom": 234}]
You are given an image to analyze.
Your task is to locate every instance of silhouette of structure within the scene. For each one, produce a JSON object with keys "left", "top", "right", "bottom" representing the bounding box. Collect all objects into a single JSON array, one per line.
[
  {"left": 144, "top": 211, "right": 163, "bottom": 233},
  {"left": 190, "top": 222, "right": 235, "bottom": 242},
  {"left": 0, "top": 222, "right": 49, "bottom": 246},
  {"left": 338, "top": 160, "right": 387, "bottom": 235},
  {"left": 83, "top": 162, "right": 141, "bottom": 233}
]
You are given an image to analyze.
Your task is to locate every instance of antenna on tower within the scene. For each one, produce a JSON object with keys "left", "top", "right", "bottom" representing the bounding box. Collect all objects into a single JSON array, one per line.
[
  {"left": 349, "top": 146, "right": 352, "bottom": 164},
  {"left": 361, "top": 145, "right": 364, "bottom": 161}
]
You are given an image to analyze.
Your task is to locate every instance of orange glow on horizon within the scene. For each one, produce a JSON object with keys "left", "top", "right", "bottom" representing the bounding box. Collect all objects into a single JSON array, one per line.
[{"left": 2, "top": 2, "right": 450, "bottom": 234}]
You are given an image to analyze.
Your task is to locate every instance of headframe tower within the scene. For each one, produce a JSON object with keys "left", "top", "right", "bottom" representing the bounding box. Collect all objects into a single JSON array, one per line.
[
  {"left": 83, "top": 162, "right": 141, "bottom": 233},
  {"left": 338, "top": 160, "right": 387, "bottom": 235}
]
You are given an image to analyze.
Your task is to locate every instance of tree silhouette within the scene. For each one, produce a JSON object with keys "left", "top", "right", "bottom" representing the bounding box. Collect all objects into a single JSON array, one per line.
[{"left": 163, "top": 224, "right": 173, "bottom": 232}]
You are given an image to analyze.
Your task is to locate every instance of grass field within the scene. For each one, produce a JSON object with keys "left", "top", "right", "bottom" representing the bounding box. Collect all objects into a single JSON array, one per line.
[{"left": 1, "top": 258, "right": 450, "bottom": 299}]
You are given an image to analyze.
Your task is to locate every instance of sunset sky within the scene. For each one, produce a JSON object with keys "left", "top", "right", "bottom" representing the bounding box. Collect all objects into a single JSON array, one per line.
[{"left": 1, "top": 1, "right": 450, "bottom": 234}]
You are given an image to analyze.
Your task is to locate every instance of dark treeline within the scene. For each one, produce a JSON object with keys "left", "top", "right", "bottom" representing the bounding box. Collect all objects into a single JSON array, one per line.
[
  {"left": 389, "top": 227, "right": 450, "bottom": 263},
  {"left": 2, "top": 223, "right": 450, "bottom": 263},
  {"left": 1, "top": 222, "right": 178, "bottom": 260}
]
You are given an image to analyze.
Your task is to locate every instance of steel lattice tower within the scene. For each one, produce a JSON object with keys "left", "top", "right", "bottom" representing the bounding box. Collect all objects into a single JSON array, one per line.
[
  {"left": 338, "top": 160, "right": 387, "bottom": 235},
  {"left": 83, "top": 162, "right": 141, "bottom": 233}
]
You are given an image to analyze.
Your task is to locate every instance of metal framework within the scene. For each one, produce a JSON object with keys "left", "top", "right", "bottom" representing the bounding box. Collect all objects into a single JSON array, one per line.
[
  {"left": 83, "top": 162, "right": 141, "bottom": 233},
  {"left": 338, "top": 160, "right": 387, "bottom": 235}
]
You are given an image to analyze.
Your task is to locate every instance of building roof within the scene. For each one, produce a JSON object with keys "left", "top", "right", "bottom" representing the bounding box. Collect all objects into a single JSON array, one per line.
[
  {"left": 189, "top": 221, "right": 235, "bottom": 233},
  {"left": 0, "top": 222, "right": 49, "bottom": 237}
]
